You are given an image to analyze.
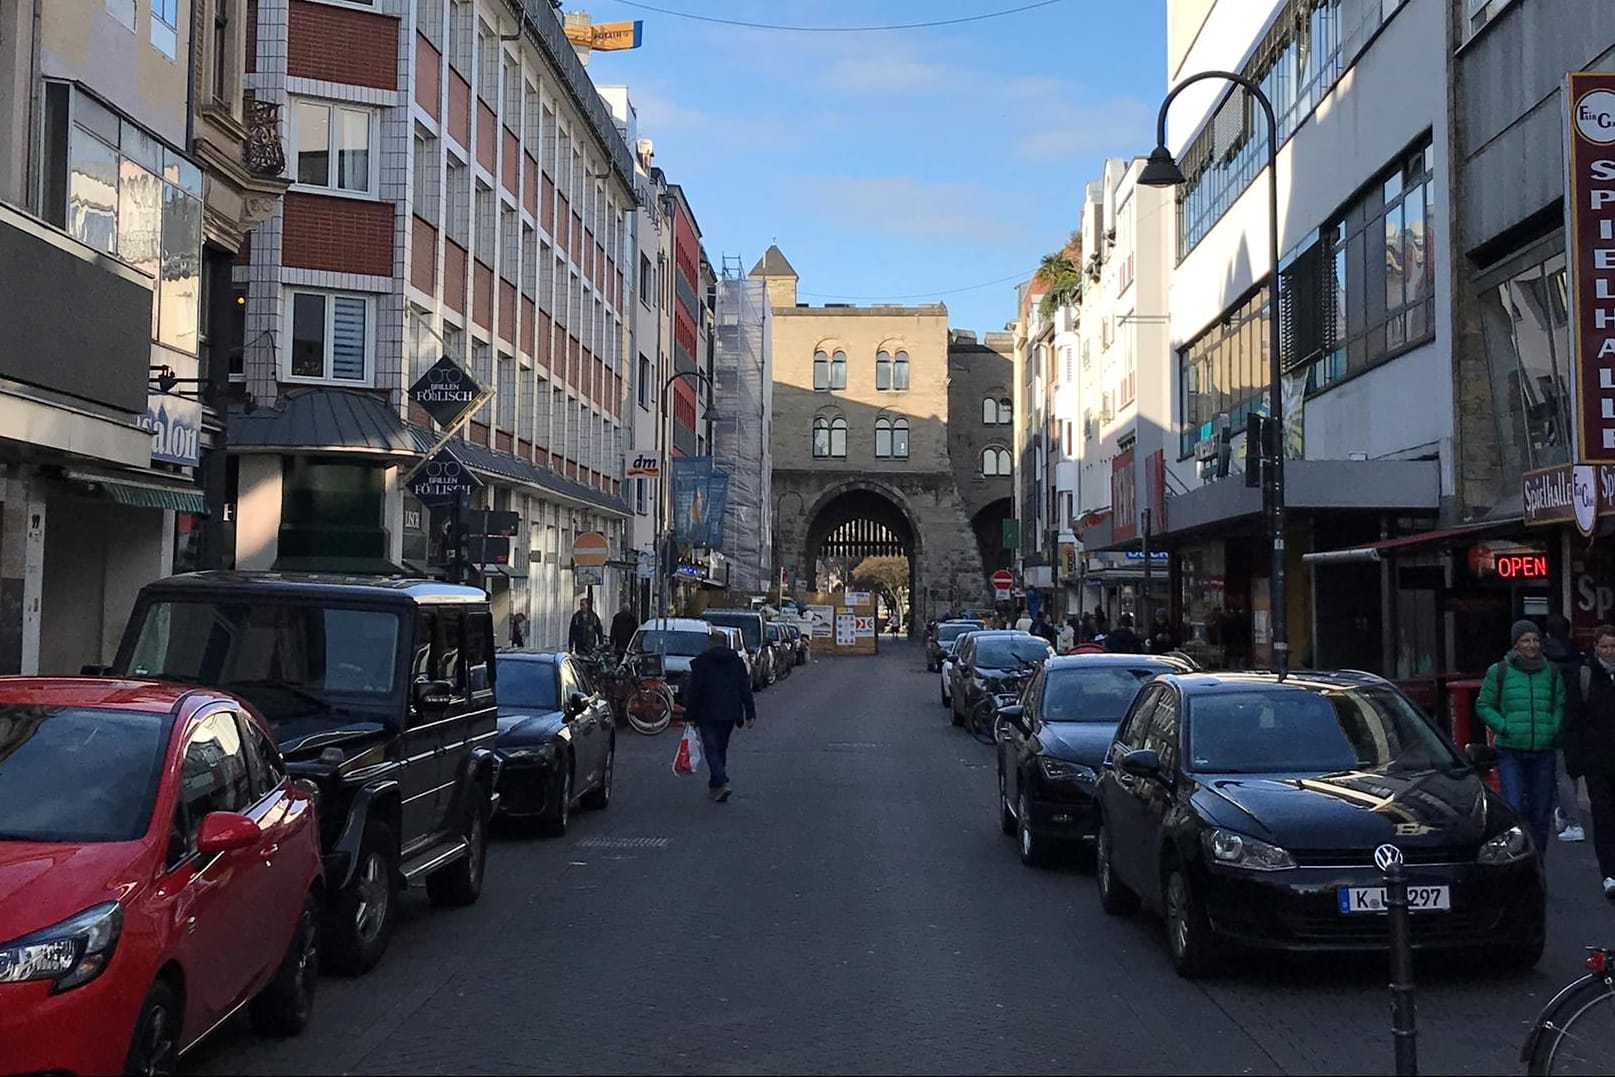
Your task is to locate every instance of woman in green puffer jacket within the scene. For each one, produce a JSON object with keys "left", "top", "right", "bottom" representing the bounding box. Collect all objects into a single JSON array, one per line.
[{"left": 1476, "top": 619, "right": 1565, "bottom": 853}]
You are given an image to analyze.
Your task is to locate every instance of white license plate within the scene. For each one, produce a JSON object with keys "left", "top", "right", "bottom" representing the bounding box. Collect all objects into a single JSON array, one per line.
[{"left": 1337, "top": 885, "right": 1450, "bottom": 913}]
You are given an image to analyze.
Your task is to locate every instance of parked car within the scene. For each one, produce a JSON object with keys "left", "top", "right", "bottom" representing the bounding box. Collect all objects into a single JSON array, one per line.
[
  {"left": 947, "top": 631, "right": 1053, "bottom": 728},
  {"left": 701, "top": 609, "right": 771, "bottom": 689},
  {"left": 630, "top": 617, "right": 719, "bottom": 708},
  {"left": 490, "top": 651, "right": 614, "bottom": 834},
  {"left": 0, "top": 676, "right": 323, "bottom": 1075},
  {"left": 927, "top": 619, "right": 984, "bottom": 672},
  {"left": 106, "top": 571, "right": 497, "bottom": 976},
  {"left": 939, "top": 627, "right": 988, "bottom": 710},
  {"left": 996, "top": 652, "right": 1197, "bottom": 866},
  {"left": 783, "top": 622, "right": 810, "bottom": 666},
  {"left": 764, "top": 622, "right": 794, "bottom": 681},
  {"left": 1093, "top": 670, "right": 1546, "bottom": 978},
  {"left": 714, "top": 626, "right": 754, "bottom": 683}
]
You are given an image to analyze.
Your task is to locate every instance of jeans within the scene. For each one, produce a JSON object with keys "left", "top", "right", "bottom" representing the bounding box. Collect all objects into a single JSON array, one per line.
[
  {"left": 1554, "top": 752, "right": 1582, "bottom": 826},
  {"left": 697, "top": 722, "right": 733, "bottom": 790},
  {"left": 1499, "top": 748, "right": 1559, "bottom": 853},
  {"left": 1585, "top": 771, "right": 1615, "bottom": 880}
]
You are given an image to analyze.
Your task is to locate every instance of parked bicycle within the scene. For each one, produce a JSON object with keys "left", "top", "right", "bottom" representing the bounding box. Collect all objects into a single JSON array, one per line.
[
  {"left": 1523, "top": 947, "right": 1615, "bottom": 1074},
  {"left": 580, "top": 647, "right": 674, "bottom": 736}
]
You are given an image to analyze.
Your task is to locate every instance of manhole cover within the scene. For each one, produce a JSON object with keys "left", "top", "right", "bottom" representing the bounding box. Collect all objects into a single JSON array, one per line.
[{"left": 575, "top": 836, "right": 670, "bottom": 849}]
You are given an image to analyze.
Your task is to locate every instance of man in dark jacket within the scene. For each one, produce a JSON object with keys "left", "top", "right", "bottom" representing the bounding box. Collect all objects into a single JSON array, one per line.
[
  {"left": 1570, "top": 624, "right": 1615, "bottom": 896},
  {"left": 1544, "top": 613, "right": 1587, "bottom": 842},
  {"left": 1104, "top": 613, "right": 1144, "bottom": 654},
  {"left": 609, "top": 607, "right": 639, "bottom": 658},
  {"left": 567, "top": 597, "right": 604, "bottom": 654},
  {"left": 683, "top": 629, "right": 757, "bottom": 802}
]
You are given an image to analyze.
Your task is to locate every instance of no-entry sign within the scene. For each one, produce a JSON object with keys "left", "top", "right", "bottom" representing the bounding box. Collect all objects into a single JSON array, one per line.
[
  {"left": 991, "top": 569, "right": 1013, "bottom": 596},
  {"left": 573, "top": 530, "right": 609, "bottom": 568}
]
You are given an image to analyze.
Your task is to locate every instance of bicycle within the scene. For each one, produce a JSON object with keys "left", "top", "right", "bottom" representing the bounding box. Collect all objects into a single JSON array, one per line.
[
  {"left": 969, "top": 697, "right": 1002, "bottom": 746},
  {"left": 1523, "top": 947, "right": 1615, "bottom": 1075}
]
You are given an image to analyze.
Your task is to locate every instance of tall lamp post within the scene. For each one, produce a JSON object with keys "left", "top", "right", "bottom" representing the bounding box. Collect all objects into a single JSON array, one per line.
[
  {"left": 656, "top": 368, "right": 716, "bottom": 622},
  {"left": 1138, "top": 71, "right": 1287, "bottom": 672}
]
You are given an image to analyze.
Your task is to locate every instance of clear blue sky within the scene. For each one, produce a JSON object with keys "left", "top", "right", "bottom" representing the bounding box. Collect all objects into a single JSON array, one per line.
[{"left": 582, "top": 0, "right": 1167, "bottom": 337}]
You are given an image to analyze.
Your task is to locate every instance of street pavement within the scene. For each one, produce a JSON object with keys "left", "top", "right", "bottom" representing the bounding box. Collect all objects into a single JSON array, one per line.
[{"left": 189, "top": 642, "right": 1612, "bottom": 1075}]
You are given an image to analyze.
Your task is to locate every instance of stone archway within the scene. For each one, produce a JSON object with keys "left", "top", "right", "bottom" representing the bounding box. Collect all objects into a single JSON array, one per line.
[{"left": 803, "top": 482, "right": 920, "bottom": 623}]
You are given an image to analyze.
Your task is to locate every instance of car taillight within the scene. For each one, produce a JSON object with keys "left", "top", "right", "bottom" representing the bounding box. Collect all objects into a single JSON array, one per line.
[{"left": 1587, "top": 949, "right": 1610, "bottom": 974}]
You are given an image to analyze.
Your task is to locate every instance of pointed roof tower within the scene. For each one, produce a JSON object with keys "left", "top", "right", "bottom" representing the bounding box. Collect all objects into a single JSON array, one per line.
[{"left": 749, "top": 244, "right": 798, "bottom": 308}]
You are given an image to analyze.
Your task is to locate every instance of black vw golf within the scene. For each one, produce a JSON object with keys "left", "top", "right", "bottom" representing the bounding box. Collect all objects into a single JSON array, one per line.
[
  {"left": 997, "top": 652, "right": 1196, "bottom": 866},
  {"left": 1093, "top": 670, "right": 1545, "bottom": 979}
]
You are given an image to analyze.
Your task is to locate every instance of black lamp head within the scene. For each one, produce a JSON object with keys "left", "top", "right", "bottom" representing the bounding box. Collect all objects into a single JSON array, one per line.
[{"left": 1138, "top": 145, "right": 1187, "bottom": 188}]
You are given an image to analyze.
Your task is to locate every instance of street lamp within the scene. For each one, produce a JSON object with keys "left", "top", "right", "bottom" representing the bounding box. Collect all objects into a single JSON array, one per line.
[
  {"left": 656, "top": 368, "right": 717, "bottom": 621},
  {"left": 1139, "top": 70, "right": 1288, "bottom": 673}
]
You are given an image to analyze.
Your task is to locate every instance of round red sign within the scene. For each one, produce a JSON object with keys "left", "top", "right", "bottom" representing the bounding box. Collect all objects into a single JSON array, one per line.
[{"left": 991, "top": 569, "right": 1014, "bottom": 589}]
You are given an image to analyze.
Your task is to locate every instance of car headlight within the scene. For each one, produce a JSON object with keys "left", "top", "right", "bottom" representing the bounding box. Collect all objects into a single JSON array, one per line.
[
  {"left": 0, "top": 902, "right": 122, "bottom": 993},
  {"left": 1038, "top": 756, "right": 1098, "bottom": 784},
  {"left": 1202, "top": 828, "right": 1296, "bottom": 871},
  {"left": 503, "top": 744, "right": 556, "bottom": 765},
  {"left": 1478, "top": 824, "right": 1534, "bottom": 865}
]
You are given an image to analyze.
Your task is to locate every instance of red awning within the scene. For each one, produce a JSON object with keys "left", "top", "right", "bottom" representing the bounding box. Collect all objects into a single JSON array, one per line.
[{"left": 1302, "top": 518, "right": 1522, "bottom": 565}]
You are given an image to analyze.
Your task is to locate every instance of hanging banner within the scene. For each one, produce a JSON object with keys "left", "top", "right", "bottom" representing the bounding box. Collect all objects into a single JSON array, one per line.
[
  {"left": 1565, "top": 71, "right": 1615, "bottom": 461},
  {"left": 704, "top": 471, "right": 730, "bottom": 551},
  {"left": 670, "top": 456, "right": 713, "bottom": 546}
]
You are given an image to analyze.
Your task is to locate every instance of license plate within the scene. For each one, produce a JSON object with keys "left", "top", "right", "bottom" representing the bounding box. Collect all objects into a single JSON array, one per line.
[{"left": 1337, "top": 885, "right": 1450, "bottom": 913}]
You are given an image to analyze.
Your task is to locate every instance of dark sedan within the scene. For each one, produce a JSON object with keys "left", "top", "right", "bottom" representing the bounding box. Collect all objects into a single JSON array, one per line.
[
  {"left": 1093, "top": 670, "right": 1545, "bottom": 979},
  {"left": 927, "top": 619, "right": 984, "bottom": 672},
  {"left": 997, "top": 652, "right": 1196, "bottom": 866},
  {"left": 491, "top": 652, "right": 615, "bottom": 835},
  {"left": 948, "top": 631, "right": 1052, "bottom": 728}
]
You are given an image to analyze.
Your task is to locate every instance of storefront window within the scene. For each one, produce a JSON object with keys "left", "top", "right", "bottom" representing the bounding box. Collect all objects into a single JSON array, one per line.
[
  {"left": 1477, "top": 251, "right": 1572, "bottom": 474},
  {"left": 172, "top": 512, "right": 203, "bottom": 573},
  {"left": 1178, "top": 543, "right": 1228, "bottom": 667}
]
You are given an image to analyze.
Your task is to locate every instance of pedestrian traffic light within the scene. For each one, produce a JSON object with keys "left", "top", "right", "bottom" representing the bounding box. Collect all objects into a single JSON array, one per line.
[{"left": 1244, "top": 412, "right": 1265, "bottom": 488}]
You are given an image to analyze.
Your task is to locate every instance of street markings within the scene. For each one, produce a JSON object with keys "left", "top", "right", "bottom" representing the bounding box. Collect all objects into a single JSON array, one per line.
[{"left": 574, "top": 836, "right": 671, "bottom": 849}]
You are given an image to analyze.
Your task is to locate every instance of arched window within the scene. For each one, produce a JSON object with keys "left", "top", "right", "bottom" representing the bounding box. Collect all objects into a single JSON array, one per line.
[
  {"left": 982, "top": 447, "right": 1012, "bottom": 475},
  {"left": 875, "top": 416, "right": 892, "bottom": 457},
  {"left": 982, "top": 395, "right": 998, "bottom": 424},
  {"left": 876, "top": 350, "right": 892, "bottom": 390},
  {"left": 829, "top": 416, "right": 847, "bottom": 457},
  {"left": 812, "top": 416, "right": 830, "bottom": 457},
  {"left": 830, "top": 350, "right": 847, "bottom": 390},
  {"left": 892, "top": 417, "right": 910, "bottom": 458},
  {"left": 997, "top": 398, "right": 1013, "bottom": 424},
  {"left": 813, "top": 350, "right": 829, "bottom": 390},
  {"left": 893, "top": 350, "right": 909, "bottom": 390}
]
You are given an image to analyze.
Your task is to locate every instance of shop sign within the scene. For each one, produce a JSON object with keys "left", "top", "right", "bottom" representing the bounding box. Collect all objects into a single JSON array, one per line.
[
  {"left": 408, "top": 356, "right": 483, "bottom": 429},
  {"left": 626, "top": 454, "right": 660, "bottom": 478},
  {"left": 1524, "top": 461, "right": 1615, "bottom": 534},
  {"left": 407, "top": 446, "right": 481, "bottom": 507},
  {"left": 142, "top": 394, "right": 201, "bottom": 467},
  {"left": 1468, "top": 541, "right": 1549, "bottom": 581},
  {"left": 1112, "top": 447, "right": 1137, "bottom": 543},
  {"left": 1564, "top": 71, "right": 1615, "bottom": 461}
]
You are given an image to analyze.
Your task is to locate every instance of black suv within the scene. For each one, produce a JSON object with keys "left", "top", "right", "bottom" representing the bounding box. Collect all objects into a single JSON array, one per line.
[{"left": 108, "top": 571, "right": 498, "bottom": 975}]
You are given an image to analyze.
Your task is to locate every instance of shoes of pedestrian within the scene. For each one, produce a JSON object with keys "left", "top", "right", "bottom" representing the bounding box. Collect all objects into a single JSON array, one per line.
[
  {"left": 1603, "top": 877, "right": 1615, "bottom": 899},
  {"left": 714, "top": 784, "right": 732, "bottom": 803},
  {"left": 1555, "top": 807, "right": 1569, "bottom": 832},
  {"left": 1559, "top": 824, "right": 1586, "bottom": 843}
]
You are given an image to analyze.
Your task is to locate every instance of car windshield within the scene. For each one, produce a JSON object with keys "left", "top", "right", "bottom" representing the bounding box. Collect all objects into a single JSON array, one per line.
[
  {"left": 0, "top": 705, "right": 170, "bottom": 842},
  {"left": 120, "top": 600, "right": 402, "bottom": 720},
  {"left": 494, "top": 657, "right": 558, "bottom": 711},
  {"left": 938, "top": 623, "right": 980, "bottom": 643},
  {"left": 1187, "top": 685, "right": 1460, "bottom": 774},
  {"left": 1042, "top": 666, "right": 1161, "bottom": 722},
  {"left": 974, "top": 636, "right": 1054, "bottom": 669},
  {"left": 632, "top": 629, "right": 712, "bottom": 657}
]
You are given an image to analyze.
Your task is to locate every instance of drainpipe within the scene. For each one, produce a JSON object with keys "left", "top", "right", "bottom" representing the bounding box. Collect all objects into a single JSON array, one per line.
[
  {"left": 184, "top": 0, "right": 196, "bottom": 152},
  {"left": 24, "top": 0, "right": 42, "bottom": 209}
]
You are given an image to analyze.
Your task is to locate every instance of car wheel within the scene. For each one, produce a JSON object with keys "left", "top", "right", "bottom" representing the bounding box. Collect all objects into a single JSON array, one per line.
[
  {"left": 540, "top": 760, "right": 573, "bottom": 837},
  {"left": 427, "top": 789, "right": 489, "bottom": 907},
  {"left": 250, "top": 890, "right": 321, "bottom": 1037},
  {"left": 1164, "top": 863, "right": 1221, "bottom": 979},
  {"left": 998, "top": 766, "right": 1016, "bottom": 836},
  {"left": 950, "top": 691, "right": 964, "bottom": 727},
  {"left": 1096, "top": 818, "right": 1139, "bottom": 916},
  {"left": 324, "top": 821, "right": 398, "bottom": 976},
  {"left": 580, "top": 737, "right": 613, "bottom": 810},
  {"left": 941, "top": 680, "right": 950, "bottom": 708},
  {"left": 1017, "top": 791, "right": 1049, "bottom": 867},
  {"left": 124, "top": 978, "right": 181, "bottom": 1076}
]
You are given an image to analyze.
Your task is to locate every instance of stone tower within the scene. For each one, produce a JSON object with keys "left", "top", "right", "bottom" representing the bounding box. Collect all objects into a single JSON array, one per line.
[{"left": 750, "top": 244, "right": 798, "bottom": 309}]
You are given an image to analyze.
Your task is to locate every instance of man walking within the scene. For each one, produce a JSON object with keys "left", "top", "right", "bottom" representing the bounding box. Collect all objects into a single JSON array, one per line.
[
  {"left": 1569, "top": 625, "right": 1615, "bottom": 896},
  {"left": 610, "top": 606, "right": 639, "bottom": 659},
  {"left": 567, "top": 597, "right": 604, "bottom": 654},
  {"left": 1477, "top": 619, "right": 1565, "bottom": 854},
  {"left": 1544, "top": 613, "right": 1587, "bottom": 842},
  {"left": 683, "top": 629, "right": 756, "bottom": 802}
]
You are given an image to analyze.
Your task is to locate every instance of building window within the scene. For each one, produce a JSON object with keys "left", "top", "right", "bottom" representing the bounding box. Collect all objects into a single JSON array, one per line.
[
  {"left": 413, "top": 131, "right": 440, "bottom": 224},
  {"left": 876, "top": 350, "right": 891, "bottom": 390},
  {"left": 211, "top": 1, "right": 233, "bottom": 105},
  {"left": 1465, "top": 0, "right": 1515, "bottom": 40},
  {"left": 151, "top": 0, "right": 179, "bottom": 59},
  {"left": 445, "top": 154, "right": 469, "bottom": 244},
  {"left": 1178, "top": 287, "right": 1269, "bottom": 457},
  {"left": 448, "top": 0, "right": 473, "bottom": 74},
  {"left": 982, "top": 447, "right": 1012, "bottom": 476},
  {"left": 500, "top": 203, "right": 518, "bottom": 281},
  {"left": 108, "top": 0, "right": 135, "bottom": 30},
  {"left": 893, "top": 349, "right": 909, "bottom": 390},
  {"left": 1307, "top": 140, "right": 1436, "bottom": 392},
  {"left": 497, "top": 352, "right": 515, "bottom": 429},
  {"left": 982, "top": 395, "right": 1011, "bottom": 425},
  {"left": 812, "top": 416, "right": 846, "bottom": 458},
  {"left": 288, "top": 292, "right": 370, "bottom": 382},
  {"left": 813, "top": 349, "right": 828, "bottom": 390},
  {"left": 640, "top": 253, "right": 653, "bottom": 306},
  {"left": 417, "top": 0, "right": 444, "bottom": 47},
  {"left": 474, "top": 340, "right": 493, "bottom": 422},
  {"left": 638, "top": 354, "right": 652, "bottom": 410},
  {"left": 1477, "top": 247, "right": 1572, "bottom": 471},
  {"left": 293, "top": 101, "right": 373, "bottom": 194},
  {"left": 474, "top": 182, "right": 495, "bottom": 265},
  {"left": 875, "top": 417, "right": 910, "bottom": 459},
  {"left": 829, "top": 350, "right": 846, "bottom": 389}
]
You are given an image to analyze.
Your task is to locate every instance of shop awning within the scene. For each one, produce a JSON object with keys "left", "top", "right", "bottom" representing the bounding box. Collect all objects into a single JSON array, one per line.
[
  {"left": 61, "top": 470, "right": 209, "bottom": 515},
  {"left": 1302, "top": 518, "right": 1522, "bottom": 565}
]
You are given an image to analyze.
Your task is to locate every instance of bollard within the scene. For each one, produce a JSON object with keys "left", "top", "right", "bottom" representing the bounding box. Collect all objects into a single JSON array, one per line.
[{"left": 1382, "top": 851, "right": 1419, "bottom": 1076}]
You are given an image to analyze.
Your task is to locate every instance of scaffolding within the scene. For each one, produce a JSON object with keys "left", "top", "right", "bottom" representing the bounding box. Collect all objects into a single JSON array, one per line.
[{"left": 711, "top": 272, "right": 772, "bottom": 593}]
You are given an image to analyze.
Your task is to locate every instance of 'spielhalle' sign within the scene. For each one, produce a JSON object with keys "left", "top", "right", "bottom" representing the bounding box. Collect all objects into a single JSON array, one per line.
[
  {"left": 1565, "top": 72, "right": 1615, "bottom": 461},
  {"left": 1525, "top": 460, "right": 1615, "bottom": 535}
]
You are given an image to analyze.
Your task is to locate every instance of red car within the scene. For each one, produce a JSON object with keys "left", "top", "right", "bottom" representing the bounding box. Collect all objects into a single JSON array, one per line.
[{"left": 0, "top": 677, "right": 323, "bottom": 1075}]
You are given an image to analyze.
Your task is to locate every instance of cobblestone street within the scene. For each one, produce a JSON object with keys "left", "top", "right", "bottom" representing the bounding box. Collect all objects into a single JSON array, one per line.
[{"left": 188, "top": 643, "right": 1608, "bottom": 1075}]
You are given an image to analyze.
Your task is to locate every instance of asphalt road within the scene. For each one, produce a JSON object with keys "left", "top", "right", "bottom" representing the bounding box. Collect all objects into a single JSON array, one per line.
[{"left": 189, "top": 642, "right": 1610, "bottom": 1075}]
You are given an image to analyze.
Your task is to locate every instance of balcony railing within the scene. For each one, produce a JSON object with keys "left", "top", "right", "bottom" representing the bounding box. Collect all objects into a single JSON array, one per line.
[{"left": 243, "top": 99, "right": 286, "bottom": 178}]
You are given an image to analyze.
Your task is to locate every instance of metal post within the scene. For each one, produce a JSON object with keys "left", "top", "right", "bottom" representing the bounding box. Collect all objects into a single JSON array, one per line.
[
  {"left": 450, "top": 488, "right": 465, "bottom": 586},
  {"left": 1384, "top": 856, "right": 1419, "bottom": 1076},
  {"left": 1141, "top": 508, "right": 1153, "bottom": 629}
]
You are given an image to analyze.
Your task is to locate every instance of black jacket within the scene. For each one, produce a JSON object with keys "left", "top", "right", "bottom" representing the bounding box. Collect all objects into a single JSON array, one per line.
[
  {"left": 684, "top": 646, "right": 756, "bottom": 728},
  {"left": 1544, "top": 636, "right": 1584, "bottom": 709},
  {"left": 1104, "top": 627, "right": 1144, "bottom": 655},
  {"left": 1569, "top": 657, "right": 1615, "bottom": 778},
  {"left": 568, "top": 610, "right": 603, "bottom": 652},
  {"left": 610, "top": 610, "right": 639, "bottom": 652}
]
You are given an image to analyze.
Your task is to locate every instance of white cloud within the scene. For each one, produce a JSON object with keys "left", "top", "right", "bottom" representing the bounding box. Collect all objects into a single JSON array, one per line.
[{"left": 788, "top": 175, "right": 1029, "bottom": 244}]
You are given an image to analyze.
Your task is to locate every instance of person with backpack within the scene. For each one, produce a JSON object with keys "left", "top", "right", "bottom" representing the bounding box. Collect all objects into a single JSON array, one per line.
[
  {"left": 1476, "top": 619, "right": 1566, "bottom": 854},
  {"left": 1543, "top": 613, "right": 1587, "bottom": 842},
  {"left": 1569, "top": 624, "right": 1615, "bottom": 897}
]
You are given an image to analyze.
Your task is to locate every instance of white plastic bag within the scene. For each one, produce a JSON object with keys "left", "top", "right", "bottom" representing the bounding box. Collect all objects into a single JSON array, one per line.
[{"left": 672, "top": 724, "right": 702, "bottom": 774}]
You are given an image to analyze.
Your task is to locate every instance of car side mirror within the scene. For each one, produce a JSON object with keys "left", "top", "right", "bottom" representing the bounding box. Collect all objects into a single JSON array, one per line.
[
  {"left": 565, "top": 691, "right": 589, "bottom": 718},
  {"left": 80, "top": 663, "right": 113, "bottom": 676},
  {"left": 196, "top": 811, "right": 262, "bottom": 855},
  {"left": 1465, "top": 743, "right": 1499, "bottom": 770},
  {"left": 997, "top": 703, "right": 1029, "bottom": 733},
  {"left": 414, "top": 678, "right": 454, "bottom": 715},
  {"left": 1119, "top": 748, "right": 1163, "bottom": 780}
]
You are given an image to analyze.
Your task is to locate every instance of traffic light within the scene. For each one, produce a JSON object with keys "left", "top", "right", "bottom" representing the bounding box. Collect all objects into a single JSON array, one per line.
[{"left": 1244, "top": 412, "right": 1266, "bottom": 489}]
